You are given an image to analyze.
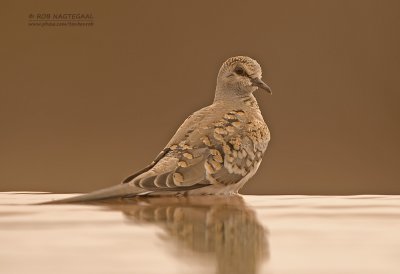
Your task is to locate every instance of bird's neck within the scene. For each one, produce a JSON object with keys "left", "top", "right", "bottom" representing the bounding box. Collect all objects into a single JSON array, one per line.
[{"left": 213, "top": 89, "right": 259, "bottom": 108}]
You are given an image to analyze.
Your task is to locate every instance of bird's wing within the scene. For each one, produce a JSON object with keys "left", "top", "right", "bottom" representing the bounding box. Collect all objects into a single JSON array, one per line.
[
  {"left": 120, "top": 106, "right": 213, "bottom": 184},
  {"left": 125, "top": 147, "right": 211, "bottom": 191},
  {"left": 121, "top": 148, "right": 171, "bottom": 184},
  {"left": 124, "top": 107, "right": 270, "bottom": 192}
]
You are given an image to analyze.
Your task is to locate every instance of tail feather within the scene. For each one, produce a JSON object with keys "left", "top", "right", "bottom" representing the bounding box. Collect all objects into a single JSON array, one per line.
[{"left": 39, "top": 183, "right": 149, "bottom": 204}]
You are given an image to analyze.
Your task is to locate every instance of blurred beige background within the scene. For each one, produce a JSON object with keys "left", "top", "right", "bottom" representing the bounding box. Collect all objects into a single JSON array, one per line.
[{"left": 1, "top": 0, "right": 399, "bottom": 194}]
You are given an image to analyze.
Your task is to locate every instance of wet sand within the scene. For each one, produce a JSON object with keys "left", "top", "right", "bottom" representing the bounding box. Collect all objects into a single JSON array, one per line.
[{"left": 0, "top": 193, "right": 399, "bottom": 274}]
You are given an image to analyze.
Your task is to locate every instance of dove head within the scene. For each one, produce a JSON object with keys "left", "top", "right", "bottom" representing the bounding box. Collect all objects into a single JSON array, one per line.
[{"left": 215, "top": 56, "right": 271, "bottom": 101}]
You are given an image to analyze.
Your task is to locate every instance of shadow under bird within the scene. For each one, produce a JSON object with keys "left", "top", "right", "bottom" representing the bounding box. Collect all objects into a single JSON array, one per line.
[{"left": 44, "top": 56, "right": 272, "bottom": 204}]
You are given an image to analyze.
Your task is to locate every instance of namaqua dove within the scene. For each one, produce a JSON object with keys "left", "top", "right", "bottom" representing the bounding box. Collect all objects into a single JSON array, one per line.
[{"left": 44, "top": 56, "right": 272, "bottom": 204}]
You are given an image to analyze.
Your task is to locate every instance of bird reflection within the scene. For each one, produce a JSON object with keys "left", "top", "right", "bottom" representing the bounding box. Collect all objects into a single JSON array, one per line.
[{"left": 101, "top": 195, "right": 269, "bottom": 274}]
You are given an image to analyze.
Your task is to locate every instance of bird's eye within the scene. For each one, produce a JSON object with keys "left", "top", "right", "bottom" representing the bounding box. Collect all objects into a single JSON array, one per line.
[{"left": 234, "top": 67, "right": 245, "bottom": 76}]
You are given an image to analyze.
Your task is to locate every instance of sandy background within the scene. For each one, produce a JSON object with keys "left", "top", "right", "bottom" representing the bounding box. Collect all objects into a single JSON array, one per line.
[{"left": 1, "top": 0, "right": 399, "bottom": 194}]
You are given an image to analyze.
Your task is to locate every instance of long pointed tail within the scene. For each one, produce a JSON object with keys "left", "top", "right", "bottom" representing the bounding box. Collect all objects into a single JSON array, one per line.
[{"left": 39, "top": 183, "right": 149, "bottom": 204}]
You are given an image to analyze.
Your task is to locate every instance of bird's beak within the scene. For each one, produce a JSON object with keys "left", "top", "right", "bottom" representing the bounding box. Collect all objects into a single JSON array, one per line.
[{"left": 251, "top": 77, "right": 272, "bottom": 94}]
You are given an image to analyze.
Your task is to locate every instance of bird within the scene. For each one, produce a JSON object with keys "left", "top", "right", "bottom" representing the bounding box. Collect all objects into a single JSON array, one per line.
[{"left": 44, "top": 56, "right": 272, "bottom": 204}]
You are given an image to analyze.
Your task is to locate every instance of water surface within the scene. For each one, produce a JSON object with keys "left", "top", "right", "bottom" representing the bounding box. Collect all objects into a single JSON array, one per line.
[{"left": 1, "top": 193, "right": 399, "bottom": 274}]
